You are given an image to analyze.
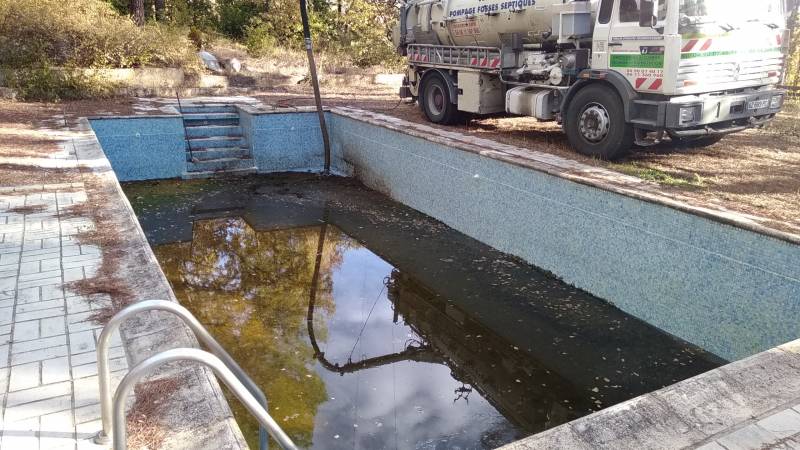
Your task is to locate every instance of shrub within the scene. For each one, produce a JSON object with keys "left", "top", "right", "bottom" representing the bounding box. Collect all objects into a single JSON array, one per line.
[
  {"left": 333, "top": 0, "right": 400, "bottom": 67},
  {"left": 785, "top": 12, "right": 800, "bottom": 88},
  {"left": 243, "top": 18, "right": 278, "bottom": 56},
  {"left": 218, "top": 0, "right": 262, "bottom": 40},
  {"left": 1, "top": 66, "right": 116, "bottom": 102},
  {"left": 0, "top": 0, "right": 198, "bottom": 69}
]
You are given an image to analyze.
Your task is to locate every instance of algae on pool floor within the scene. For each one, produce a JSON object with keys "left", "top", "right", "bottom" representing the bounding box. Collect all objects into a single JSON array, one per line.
[{"left": 124, "top": 174, "right": 724, "bottom": 450}]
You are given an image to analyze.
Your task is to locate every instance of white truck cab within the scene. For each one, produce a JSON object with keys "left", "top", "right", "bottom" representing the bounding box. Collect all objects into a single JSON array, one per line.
[{"left": 396, "top": 0, "right": 788, "bottom": 159}]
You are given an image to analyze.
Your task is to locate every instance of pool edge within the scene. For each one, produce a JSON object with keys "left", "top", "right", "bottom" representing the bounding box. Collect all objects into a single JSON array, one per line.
[{"left": 72, "top": 117, "right": 249, "bottom": 450}]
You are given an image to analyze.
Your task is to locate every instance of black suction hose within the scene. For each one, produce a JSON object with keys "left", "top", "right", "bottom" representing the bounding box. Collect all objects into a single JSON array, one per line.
[{"left": 299, "top": 0, "right": 332, "bottom": 175}]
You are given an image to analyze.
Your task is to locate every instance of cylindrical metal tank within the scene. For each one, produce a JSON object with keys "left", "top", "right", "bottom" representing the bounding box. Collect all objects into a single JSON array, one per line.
[{"left": 401, "top": 0, "right": 596, "bottom": 48}]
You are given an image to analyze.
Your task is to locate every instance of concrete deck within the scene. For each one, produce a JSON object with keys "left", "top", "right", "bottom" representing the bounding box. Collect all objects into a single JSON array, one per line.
[{"left": 0, "top": 180, "right": 127, "bottom": 450}]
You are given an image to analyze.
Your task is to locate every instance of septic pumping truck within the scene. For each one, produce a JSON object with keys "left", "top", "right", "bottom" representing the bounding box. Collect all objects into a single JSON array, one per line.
[{"left": 394, "top": 0, "right": 788, "bottom": 159}]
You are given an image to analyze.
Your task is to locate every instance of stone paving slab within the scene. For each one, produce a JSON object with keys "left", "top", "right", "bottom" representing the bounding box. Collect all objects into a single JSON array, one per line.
[{"left": 0, "top": 184, "right": 127, "bottom": 450}]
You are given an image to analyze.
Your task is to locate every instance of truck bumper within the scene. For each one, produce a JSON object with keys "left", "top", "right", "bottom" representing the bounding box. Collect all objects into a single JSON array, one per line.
[{"left": 633, "top": 88, "right": 786, "bottom": 136}]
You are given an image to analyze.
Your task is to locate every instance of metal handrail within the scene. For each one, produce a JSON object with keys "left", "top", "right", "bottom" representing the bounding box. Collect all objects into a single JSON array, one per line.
[
  {"left": 94, "top": 300, "right": 270, "bottom": 450},
  {"left": 176, "top": 90, "right": 194, "bottom": 162},
  {"left": 112, "top": 348, "right": 297, "bottom": 450}
]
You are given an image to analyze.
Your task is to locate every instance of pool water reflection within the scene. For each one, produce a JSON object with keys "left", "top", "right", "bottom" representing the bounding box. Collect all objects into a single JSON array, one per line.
[{"left": 125, "top": 175, "right": 724, "bottom": 450}]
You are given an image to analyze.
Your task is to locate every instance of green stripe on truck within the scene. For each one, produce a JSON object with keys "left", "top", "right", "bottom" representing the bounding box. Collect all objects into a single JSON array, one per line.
[
  {"left": 610, "top": 53, "right": 665, "bottom": 69},
  {"left": 681, "top": 47, "right": 783, "bottom": 60}
]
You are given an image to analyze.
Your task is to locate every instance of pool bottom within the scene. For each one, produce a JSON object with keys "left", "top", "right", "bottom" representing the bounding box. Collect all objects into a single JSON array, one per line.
[{"left": 124, "top": 174, "right": 724, "bottom": 449}]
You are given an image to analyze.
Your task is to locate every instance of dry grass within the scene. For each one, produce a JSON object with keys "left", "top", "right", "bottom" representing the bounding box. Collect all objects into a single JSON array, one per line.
[
  {"left": 0, "top": 163, "right": 81, "bottom": 187},
  {"left": 0, "top": 101, "right": 77, "bottom": 186},
  {"left": 7, "top": 204, "right": 48, "bottom": 214},
  {"left": 61, "top": 183, "right": 136, "bottom": 323},
  {"left": 126, "top": 377, "right": 181, "bottom": 450}
]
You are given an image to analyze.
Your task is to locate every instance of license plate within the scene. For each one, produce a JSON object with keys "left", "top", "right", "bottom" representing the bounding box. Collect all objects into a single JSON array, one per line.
[{"left": 747, "top": 99, "right": 770, "bottom": 110}]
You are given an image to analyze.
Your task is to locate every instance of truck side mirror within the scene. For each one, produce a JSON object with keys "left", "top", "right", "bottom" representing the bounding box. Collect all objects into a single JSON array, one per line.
[{"left": 639, "top": 0, "right": 657, "bottom": 27}]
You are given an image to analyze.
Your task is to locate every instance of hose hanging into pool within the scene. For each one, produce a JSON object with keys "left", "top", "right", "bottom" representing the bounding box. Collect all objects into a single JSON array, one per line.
[{"left": 299, "top": 0, "right": 332, "bottom": 175}]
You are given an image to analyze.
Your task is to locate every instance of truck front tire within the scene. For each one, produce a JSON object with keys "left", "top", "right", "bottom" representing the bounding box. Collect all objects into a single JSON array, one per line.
[
  {"left": 565, "top": 84, "right": 634, "bottom": 160},
  {"left": 420, "top": 73, "right": 461, "bottom": 125}
]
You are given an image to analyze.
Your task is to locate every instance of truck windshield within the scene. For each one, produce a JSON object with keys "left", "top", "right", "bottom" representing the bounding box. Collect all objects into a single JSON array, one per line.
[{"left": 680, "top": 0, "right": 783, "bottom": 23}]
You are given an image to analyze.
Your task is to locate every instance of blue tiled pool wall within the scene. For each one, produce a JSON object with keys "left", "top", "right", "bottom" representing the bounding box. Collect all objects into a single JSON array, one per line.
[
  {"left": 240, "top": 110, "right": 349, "bottom": 174},
  {"left": 90, "top": 111, "right": 800, "bottom": 361},
  {"left": 90, "top": 117, "right": 186, "bottom": 181},
  {"left": 328, "top": 114, "right": 800, "bottom": 362}
]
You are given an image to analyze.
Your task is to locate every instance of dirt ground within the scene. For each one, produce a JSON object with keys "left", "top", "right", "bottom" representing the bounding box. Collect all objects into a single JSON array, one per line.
[{"left": 1, "top": 86, "right": 798, "bottom": 234}]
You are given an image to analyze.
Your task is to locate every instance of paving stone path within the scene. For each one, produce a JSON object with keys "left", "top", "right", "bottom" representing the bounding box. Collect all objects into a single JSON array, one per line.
[{"left": 0, "top": 179, "right": 126, "bottom": 450}]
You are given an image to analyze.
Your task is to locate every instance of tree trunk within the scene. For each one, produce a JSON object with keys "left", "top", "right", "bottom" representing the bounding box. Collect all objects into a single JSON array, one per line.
[
  {"left": 130, "top": 0, "right": 145, "bottom": 26},
  {"left": 155, "top": 0, "right": 165, "bottom": 21}
]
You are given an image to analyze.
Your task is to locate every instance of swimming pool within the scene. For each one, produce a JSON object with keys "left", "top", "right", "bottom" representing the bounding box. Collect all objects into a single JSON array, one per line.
[{"left": 124, "top": 174, "right": 723, "bottom": 449}]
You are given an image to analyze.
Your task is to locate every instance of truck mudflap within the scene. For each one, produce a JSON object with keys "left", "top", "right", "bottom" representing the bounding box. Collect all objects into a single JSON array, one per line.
[{"left": 399, "top": 85, "right": 414, "bottom": 99}]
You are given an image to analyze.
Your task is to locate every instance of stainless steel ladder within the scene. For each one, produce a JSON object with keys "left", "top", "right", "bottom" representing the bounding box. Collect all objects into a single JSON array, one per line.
[{"left": 93, "top": 300, "right": 297, "bottom": 450}]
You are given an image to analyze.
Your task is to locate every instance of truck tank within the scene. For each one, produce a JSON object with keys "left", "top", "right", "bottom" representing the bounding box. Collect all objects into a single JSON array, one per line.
[{"left": 399, "top": 0, "right": 598, "bottom": 48}]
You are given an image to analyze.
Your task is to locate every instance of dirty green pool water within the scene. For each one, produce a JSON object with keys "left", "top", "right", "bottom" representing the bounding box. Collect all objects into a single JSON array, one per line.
[{"left": 124, "top": 174, "right": 724, "bottom": 450}]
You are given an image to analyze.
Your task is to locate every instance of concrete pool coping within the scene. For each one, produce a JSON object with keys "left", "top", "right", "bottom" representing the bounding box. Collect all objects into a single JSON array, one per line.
[
  {"left": 503, "top": 339, "right": 800, "bottom": 449},
  {"left": 71, "top": 117, "right": 248, "bottom": 450},
  {"left": 81, "top": 102, "right": 800, "bottom": 449},
  {"left": 327, "top": 106, "right": 800, "bottom": 247}
]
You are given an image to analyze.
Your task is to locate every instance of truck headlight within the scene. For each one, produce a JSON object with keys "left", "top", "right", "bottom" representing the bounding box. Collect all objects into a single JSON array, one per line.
[
  {"left": 679, "top": 106, "right": 700, "bottom": 125},
  {"left": 770, "top": 95, "right": 784, "bottom": 109}
]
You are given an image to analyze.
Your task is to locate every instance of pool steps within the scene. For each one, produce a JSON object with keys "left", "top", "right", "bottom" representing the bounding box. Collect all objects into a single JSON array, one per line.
[
  {"left": 185, "top": 125, "right": 240, "bottom": 138},
  {"left": 189, "top": 147, "right": 250, "bottom": 161},
  {"left": 187, "top": 135, "right": 246, "bottom": 149},
  {"left": 180, "top": 104, "right": 256, "bottom": 178}
]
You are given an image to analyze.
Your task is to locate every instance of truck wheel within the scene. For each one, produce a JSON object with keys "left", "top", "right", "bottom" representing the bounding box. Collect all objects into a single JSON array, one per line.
[
  {"left": 674, "top": 135, "right": 724, "bottom": 148},
  {"left": 421, "top": 73, "right": 460, "bottom": 125},
  {"left": 565, "top": 84, "right": 634, "bottom": 160}
]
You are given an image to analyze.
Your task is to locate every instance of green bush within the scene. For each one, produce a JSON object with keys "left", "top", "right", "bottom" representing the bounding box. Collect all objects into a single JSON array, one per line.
[
  {"left": 333, "top": 0, "right": 399, "bottom": 67},
  {"left": 1, "top": 66, "right": 116, "bottom": 102},
  {"left": 0, "top": 0, "right": 198, "bottom": 69},
  {"left": 785, "top": 12, "right": 800, "bottom": 88},
  {"left": 218, "top": 0, "right": 262, "bottom": 39},
  {"left": 243, "top": 18, "right": 279, "bottom": 56}
]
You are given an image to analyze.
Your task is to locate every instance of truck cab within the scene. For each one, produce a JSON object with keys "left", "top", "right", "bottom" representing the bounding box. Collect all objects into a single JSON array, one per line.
[{"left": 396, "top": 0, "right": 788, "bottom": 159}]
